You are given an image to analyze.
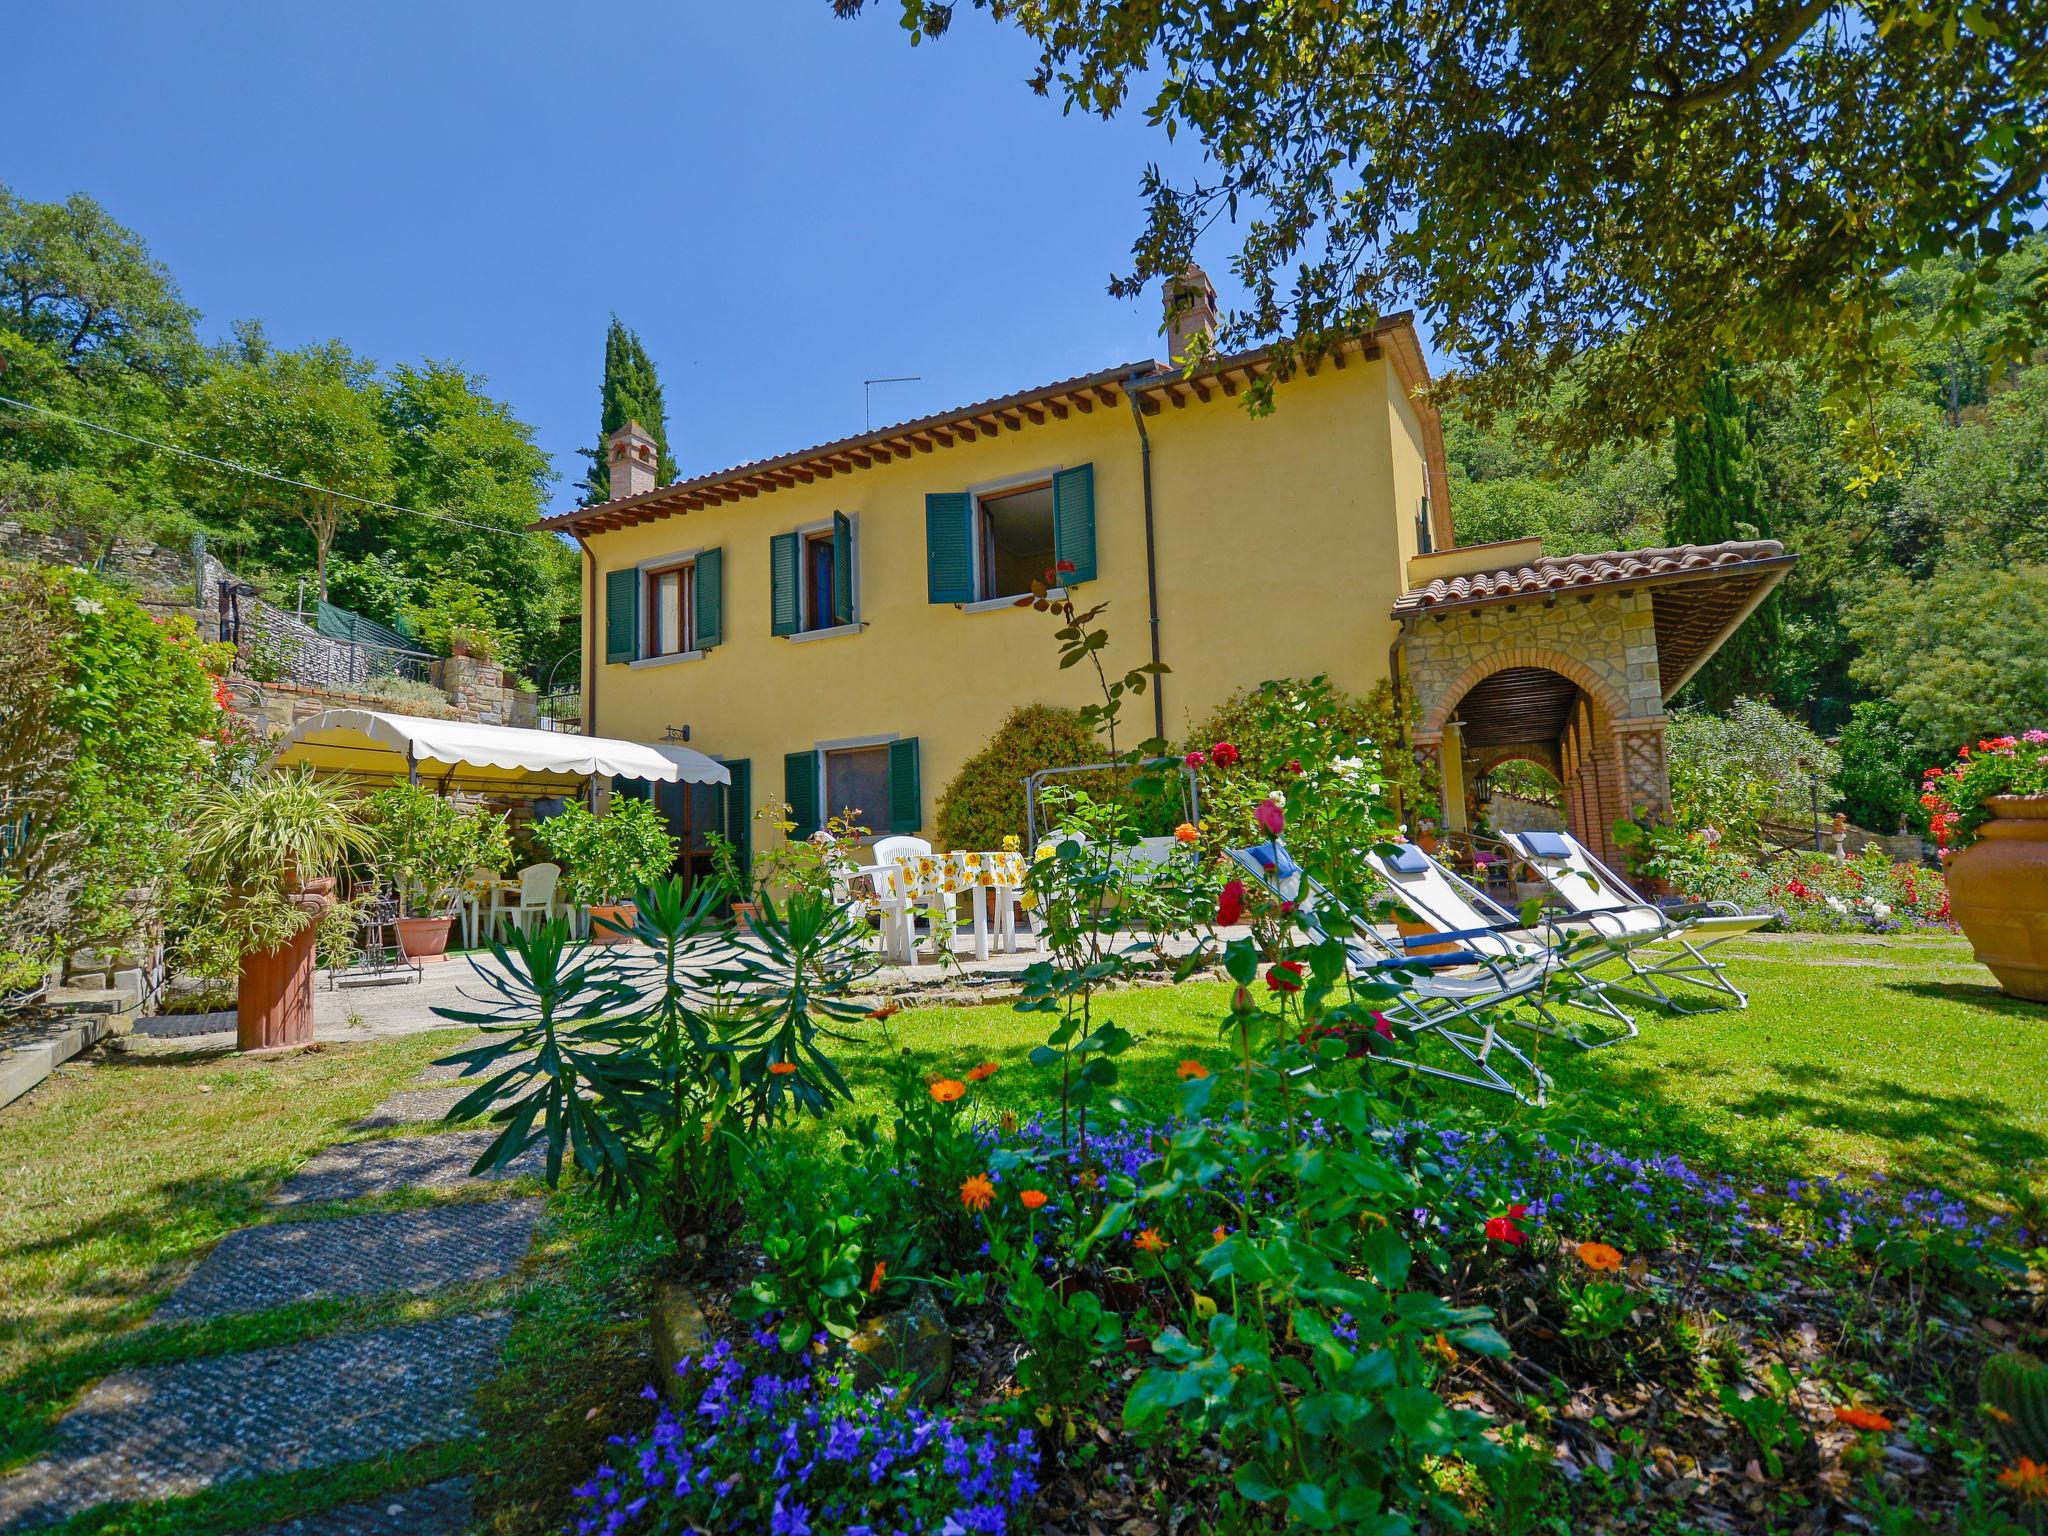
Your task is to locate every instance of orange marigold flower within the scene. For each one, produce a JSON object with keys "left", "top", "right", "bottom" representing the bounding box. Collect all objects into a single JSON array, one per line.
[
  {"left": 960, "top": 1173, "right": 996, "bottom": 1212},
  {"left": 1174, "top": 822, "right": 1200, "bottom": 843},
  {"left": 1999, "top": 1457, "right": 2048, "bottom": 1502},
  {"left": 1576, "top": 1241, "right": 1624, "bottom": 1272},
  {"left": 767, "top": 1061, "right": 798, "bottom": 1076},
  {"left": 965, "top": 1061, "right": 1000, "bottom": 1082},
  {"left": 1019, "top": 1189, "right": 1048, "bottom": 1211},
  {"left": 1212, "top": 1225, "right": 1228, "bottom": 1245},
  {"left": 1134, "top": 1227, "right": 1167, "bottom": 1253},
  {"left": 1835, "top": 1406, "right": 1893, "bottom": 1433},
  {"left": 929, "top": 1079, "right": 967, "bottom": 1103},
  {"left": 868, "top": 1261, "right": 887, "bottom": 1294},
  {"left": 1176, "top": 1059, "right": 1210, "bottom": 1080},
  {"left": 866, "top": 1002, "right": 902, "bottom": 1021}
]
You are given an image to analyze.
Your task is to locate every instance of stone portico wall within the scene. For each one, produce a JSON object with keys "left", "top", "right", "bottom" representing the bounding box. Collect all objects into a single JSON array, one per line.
[{"left": 1401, "top": 587, "right": 1671, "bottom": 866}]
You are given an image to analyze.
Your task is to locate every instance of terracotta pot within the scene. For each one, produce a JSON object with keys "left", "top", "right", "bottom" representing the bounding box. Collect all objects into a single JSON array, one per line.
[
  {"left": 731, "top": 901, "right": 757, "bottom": 933},
  {"left": 396, "top": 914, "right": 454, "bottom": 962},
  {"left": 1416, "top": 831, "right": 1440, "bottom": 856},
  {"left": 1946, "top": 796, "right": 2048, "bottom": 1003},
  {"left": 238, "top": 889, "right": 333, "bottom": 1053},
  {"left": 588, "top": 902, "right": 639, "bottom": 944}
]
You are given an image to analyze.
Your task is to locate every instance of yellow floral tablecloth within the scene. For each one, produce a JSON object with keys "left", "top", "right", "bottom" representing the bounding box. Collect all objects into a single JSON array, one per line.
[{"left": 889, "top": 851, "right": 1028, "bottom": 902}]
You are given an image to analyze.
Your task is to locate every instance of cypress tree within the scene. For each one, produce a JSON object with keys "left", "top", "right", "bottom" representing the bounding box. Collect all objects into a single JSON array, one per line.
[
  {"left": 577, "top": 315, "right": 679, "bottom": 504},
  {"left": 1668, "top": 372, "right": 1781, "bottom": 710}
]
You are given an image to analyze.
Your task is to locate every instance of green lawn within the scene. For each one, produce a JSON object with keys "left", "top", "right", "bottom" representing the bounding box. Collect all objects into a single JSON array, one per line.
[{"left": 0, "top": 928, "right": 2039, "bottom": 1530}]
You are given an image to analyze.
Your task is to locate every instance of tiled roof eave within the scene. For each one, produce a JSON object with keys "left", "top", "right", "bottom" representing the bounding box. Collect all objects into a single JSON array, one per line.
[
  {"left": 536, "top": 317, "right": 1424, "bottom": 536},
  {"left": 1391, "top": 541, "right": 1795, "bottom": 618}
]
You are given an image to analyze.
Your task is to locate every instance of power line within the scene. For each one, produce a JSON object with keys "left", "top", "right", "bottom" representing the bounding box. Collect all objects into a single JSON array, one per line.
[{"left": 0, "top": 393, "right": 537, "bottom": 539}]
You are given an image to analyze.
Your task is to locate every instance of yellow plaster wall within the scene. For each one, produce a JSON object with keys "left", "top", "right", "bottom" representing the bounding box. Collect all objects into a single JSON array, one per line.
[{"left": 580, "top": 357, "right": 1429, "bottom": 845}]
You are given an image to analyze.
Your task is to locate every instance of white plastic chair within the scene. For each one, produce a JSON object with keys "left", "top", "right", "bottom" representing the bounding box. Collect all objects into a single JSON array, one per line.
[
  {"left": 1504, "top": 830, "right": 1774, "bottom": 1010},
  {"left": 870, "top": 836, "right": 943, "bottom": 960},
  {"left": 868, "top": 862, "right": 919, "bottom": 964},
  {"left": 499, "top": 862, "right": 561, "bottom": 939}
]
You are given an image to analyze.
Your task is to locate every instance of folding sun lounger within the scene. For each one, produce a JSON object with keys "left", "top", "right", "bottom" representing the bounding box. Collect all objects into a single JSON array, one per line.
[
  {"left": 1228, "top": 842, "right": 1552, "bottom": 1105},
  {"left": 1502, "top": 830, "right": 1776, "bottom": 1011},
  {"left": 1360, "top": 841, "right": 1641, "bottom": 1047}
]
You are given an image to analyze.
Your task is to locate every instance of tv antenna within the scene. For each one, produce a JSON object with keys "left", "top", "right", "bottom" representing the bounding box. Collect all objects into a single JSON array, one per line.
[{"left": 863, "top": 375, "right": 921, "bottom": 431}]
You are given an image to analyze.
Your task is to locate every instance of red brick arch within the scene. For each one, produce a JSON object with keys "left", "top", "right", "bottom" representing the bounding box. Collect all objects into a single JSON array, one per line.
[{"left": 1418, "top": 647, "right": 1633, "bottom": 740}]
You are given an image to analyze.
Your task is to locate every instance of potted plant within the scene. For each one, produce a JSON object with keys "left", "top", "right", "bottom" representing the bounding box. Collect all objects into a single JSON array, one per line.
[
  {"left": 1920, "top": 732, "right": 2048, "bottom": 1000},
  {"left": 184, "top": 766, "right": 374, "bottom": 1052},
  {"left": 365, "top": 784, "right": 512, "bottom": 961},
  {"left": 534, "top": 797, "right": 679, "bottom": 944}
]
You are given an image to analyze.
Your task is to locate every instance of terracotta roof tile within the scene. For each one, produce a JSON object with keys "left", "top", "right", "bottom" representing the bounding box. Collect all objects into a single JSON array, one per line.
[{"left": 1393, "top": 539, "right": 1791, "bottom": 616}]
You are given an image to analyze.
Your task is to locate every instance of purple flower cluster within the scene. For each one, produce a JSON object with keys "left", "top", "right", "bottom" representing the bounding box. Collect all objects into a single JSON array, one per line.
[
  {"left": 570, "top": 1338, "right": 1039, "bottom": 1536},
  {"left": 998, "top": 1110, "right": 2023, "bottom": 1266}
]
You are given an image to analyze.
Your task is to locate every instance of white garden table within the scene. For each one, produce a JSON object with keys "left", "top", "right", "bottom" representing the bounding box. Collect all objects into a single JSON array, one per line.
[{"left": 889, "top": 850, "right": 1030, "bottom": 961}]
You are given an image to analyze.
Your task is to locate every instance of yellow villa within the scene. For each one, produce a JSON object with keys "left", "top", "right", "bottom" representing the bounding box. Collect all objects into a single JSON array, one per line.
[{"left": 539, "top": 270, "right": 1789, "bottom": 879}]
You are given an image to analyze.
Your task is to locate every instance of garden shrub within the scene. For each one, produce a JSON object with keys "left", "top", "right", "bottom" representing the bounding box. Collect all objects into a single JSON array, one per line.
[
  {"left": 1647, "top": 831, "right": 1949, "bottom": 930},
  {"left": 358, "top": 674, "right": 457, "bottom": 719},
  {"left": 1666, "top": 696, "right": 1840, "bottom": 844},
  {"left": 0, "top": 561, "right": 231, "bottom": 990},
  {"left": 934, "top": 702, "right": 1109, "bottom": 851},
  {"left": 1186, "top": 675, "right": 1436, "bottom": 826}
]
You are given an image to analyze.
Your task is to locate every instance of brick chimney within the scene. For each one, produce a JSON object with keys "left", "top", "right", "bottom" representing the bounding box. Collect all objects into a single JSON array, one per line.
[
  {"left": 607, "top": 420, "right": 659, "bottom": 501},
  {"left": 1162, "top": 264, "right": 1218, "bottom": 364}
]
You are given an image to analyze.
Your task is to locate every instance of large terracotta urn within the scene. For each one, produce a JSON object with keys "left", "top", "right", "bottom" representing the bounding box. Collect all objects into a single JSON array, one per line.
[
  {"left": 1946, "top": 796, "right": 2048, "bottom": 1003},
  {"left": 396, "top": 915, "right": 454, "bottom": 962},
  {"left": 238, "top": 883, "right": 335, "bottom": 1053},
  {"left": 588, "top": 902, "right": 639, "bottom": 945}
]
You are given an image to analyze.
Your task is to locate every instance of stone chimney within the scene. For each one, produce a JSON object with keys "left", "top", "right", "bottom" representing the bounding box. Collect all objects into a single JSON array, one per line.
[
  {"left": 607, "top": 420, "right": 659, "bottom": 501},
  {"left": 1162, "top": 264, "right": 1218, "bottom": 364}
]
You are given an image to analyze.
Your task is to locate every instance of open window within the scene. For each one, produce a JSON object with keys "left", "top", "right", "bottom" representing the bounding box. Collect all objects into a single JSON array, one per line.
[
  {"left": 926, "top": 463, "right": 1094, "bottom": 606},
  {"left": 973, "top": 482, "right": 1057, "bottom": 602},
  {"left": 772, "top": 512, "right": 856, "bottom": 636},
  {"left": 606, "top": 548, "right": 722, "bottom": 664}
]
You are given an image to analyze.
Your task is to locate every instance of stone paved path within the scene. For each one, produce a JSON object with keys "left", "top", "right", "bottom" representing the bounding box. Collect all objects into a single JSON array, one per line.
[
  {"left": 152, "top": 1199, "right": 543, "bottom": 1323},
  {"left": 270, "top": 1129, "right": 541, "bottom": 1207},
  {"left": 0, "top": 1059, "right": 548, "bottom": 1533}
]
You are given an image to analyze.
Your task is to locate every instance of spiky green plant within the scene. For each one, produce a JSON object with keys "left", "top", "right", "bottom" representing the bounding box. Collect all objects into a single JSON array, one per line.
[{"left": 1981, "top": 1351, "right": 2048, "bottom": 1461}]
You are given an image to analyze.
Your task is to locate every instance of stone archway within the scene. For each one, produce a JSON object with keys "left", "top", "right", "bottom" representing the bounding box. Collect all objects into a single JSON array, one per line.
[{"left": 1404, "top": 625, "right": 1671, "bottom": 868}]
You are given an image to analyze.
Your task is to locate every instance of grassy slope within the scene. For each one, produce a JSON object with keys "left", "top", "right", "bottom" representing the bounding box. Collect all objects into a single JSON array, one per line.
[{"left": 1, "top": 930, "right": 2041, "bottom": 1530}]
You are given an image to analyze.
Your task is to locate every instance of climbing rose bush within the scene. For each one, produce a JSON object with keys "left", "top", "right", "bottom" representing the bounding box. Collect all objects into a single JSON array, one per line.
[{"left": 570, "top": 1336, "right": 1039, "bottom": 1536}]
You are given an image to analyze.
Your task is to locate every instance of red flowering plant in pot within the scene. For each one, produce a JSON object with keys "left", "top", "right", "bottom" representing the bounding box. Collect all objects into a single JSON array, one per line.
[{"left": 1920, "top": 732, "right": 2048, "bottom": 1001}]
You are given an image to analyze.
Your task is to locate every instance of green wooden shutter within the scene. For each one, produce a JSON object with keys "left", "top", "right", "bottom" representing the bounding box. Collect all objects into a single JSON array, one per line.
[
  {"left": 831, "top": 510, "right": 854, "bottom": 625},
  {"left": 693, "top": 547, "right": 723, "bottom": 650},
  {"left": 604, "top": 568, "right": 639, "bottom": 662},
  {"left": 770, "top": 532, "right": 801, "bottom": 636},
  {"left": 887, "top": 737, "right": 921, "bottom": 834},
  {"left": 1053, "top": 463, "right": 1096, "bottom": 584},
  {"left": 722, "top": 758, "right": 751, "bottom": 885},
  {"left": 925, "top": 493, "right": 973, "bottom": 604},
  {"left": 783, "top": 750, "right": 819, "bottom": 839}
]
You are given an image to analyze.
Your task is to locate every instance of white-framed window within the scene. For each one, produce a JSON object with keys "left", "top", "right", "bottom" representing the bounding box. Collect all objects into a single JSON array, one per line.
[
  {"left": 644, "top": 559, "right": 696, "bottom": 658},
  {"left": 823, "top": 743, "right": 891, "bottom": 828}
]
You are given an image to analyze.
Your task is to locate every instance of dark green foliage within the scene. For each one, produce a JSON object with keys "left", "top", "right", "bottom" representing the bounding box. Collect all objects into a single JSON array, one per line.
[
  {"left": 934, "top": 702, "right": 1106, "bottom": 852},
  {"left": 1980, "top": 1351, "right": 2048, "bottom": 1462},
  {"left": 1835, "top": 701, "right": 1932, "bottom": 834},
  {"left": 576, "top": 315, "right": 678, "bottom": 505},
  {"left": 1669, "top": 373, "right": 1780, "bottom": 710}
]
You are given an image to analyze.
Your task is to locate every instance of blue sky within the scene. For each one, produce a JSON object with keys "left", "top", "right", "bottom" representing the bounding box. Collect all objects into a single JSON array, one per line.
[{"left": 2, "top": 1, "right": 1348, "bottom": 516}]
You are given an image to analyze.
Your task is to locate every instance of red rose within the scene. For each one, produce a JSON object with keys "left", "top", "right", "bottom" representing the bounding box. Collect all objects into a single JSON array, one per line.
[
  {"left": 1185, "top": 750, "right": 1207, "bottom": 769},
  {"left": 1210, "top": 741, "right": 1241, "bottom": 767},
  {"left": 1266, "top": 961, "right": 1304, "bottom": 993},
  {"left": 1485, "top": 1202, "right": 1530, "bottom": 1246},
  {"left": 1216, "top": 879, "right": 1245, "bottom": 927}
]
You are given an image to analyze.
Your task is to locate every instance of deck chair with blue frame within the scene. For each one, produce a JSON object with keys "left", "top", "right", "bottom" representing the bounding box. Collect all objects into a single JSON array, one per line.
[{"left": 1227, "top": 841, "right": 1553, "bottom": 1105}]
